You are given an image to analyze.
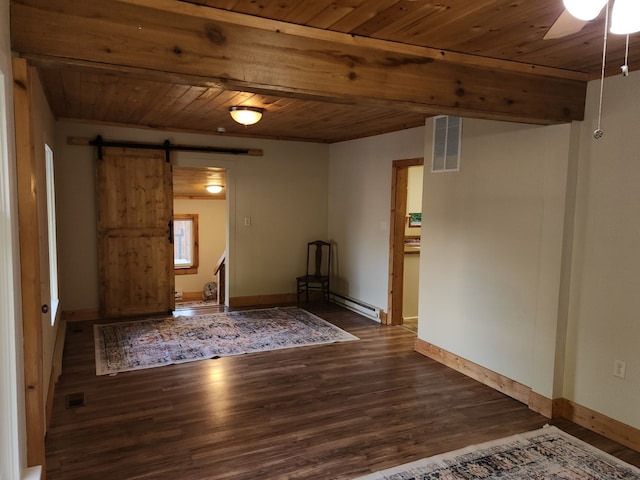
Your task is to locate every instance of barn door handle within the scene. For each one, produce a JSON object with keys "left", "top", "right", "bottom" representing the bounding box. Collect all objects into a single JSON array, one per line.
[{"left": 168, "top": 220, "right": 174, "bottom": 244}]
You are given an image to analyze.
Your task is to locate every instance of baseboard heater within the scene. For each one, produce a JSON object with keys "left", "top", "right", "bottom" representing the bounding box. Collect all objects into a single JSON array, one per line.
[{"left": 329, "top": 291, "right": 380, "bottom": 321}]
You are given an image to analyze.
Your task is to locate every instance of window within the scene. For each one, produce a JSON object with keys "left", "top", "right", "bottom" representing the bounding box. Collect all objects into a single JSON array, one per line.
[
  {"left": 45, "top": 144, "right": 59, "bottom": 324},
  {"left": 174, "top": 214, "right": 199, "bottom": 275}
]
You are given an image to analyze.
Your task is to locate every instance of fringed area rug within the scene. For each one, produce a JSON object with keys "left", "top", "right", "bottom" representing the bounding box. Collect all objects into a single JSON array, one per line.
[
  {"left": 354, "top": 426, "right": 640, "bottom": 479},
  {"left": 94, "top": 307, "right": 358, "bottom": 375}
]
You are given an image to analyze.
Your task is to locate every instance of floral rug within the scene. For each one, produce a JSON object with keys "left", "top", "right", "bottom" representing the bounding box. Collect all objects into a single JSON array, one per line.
[
  {"left": 354, "top": 425, "right": 640, "bottom": 479},
  {"left": 94, "top": 307, "right": 358, "bottom": 375}
]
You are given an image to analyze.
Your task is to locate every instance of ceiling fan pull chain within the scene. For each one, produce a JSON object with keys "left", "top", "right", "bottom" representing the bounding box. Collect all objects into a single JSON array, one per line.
[
  {"left": 594, "top": 0, "right": 610, "bottom": 140},
  {"left": 621, "top": 34, "right": 630, "bottom": 76}
]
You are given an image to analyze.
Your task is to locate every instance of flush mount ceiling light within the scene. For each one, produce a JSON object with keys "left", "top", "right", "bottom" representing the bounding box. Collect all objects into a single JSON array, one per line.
[
  {"left": 229, "top": 106, "right": 264, "bottom": 126},
  {"left": 205, "top": 185, "right": 223, "bottom": 194}
]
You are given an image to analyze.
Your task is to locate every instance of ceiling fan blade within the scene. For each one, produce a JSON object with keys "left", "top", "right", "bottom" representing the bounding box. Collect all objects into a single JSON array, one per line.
[{"left": 544, "top": 9, "right": 589, "bottom": 39}]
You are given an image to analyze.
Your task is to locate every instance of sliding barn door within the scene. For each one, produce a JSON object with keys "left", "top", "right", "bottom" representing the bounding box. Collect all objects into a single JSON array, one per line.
[{"left": 97, "top": 147, "right": 175, "bottom": 318}]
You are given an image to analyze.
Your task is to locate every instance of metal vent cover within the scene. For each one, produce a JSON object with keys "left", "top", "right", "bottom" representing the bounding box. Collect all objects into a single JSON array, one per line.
[{"left": 432, "top": 115, "right": 462, "bottom": 173}]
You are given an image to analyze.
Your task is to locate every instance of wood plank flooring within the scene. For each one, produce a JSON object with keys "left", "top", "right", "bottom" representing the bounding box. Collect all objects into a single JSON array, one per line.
[{"left": 47, "top": 303, "right": 640, "bottom": 479}]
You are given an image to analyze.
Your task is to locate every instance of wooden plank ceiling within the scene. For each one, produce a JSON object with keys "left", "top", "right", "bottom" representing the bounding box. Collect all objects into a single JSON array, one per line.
[
  {"left": 10, "top": 0, "right": 640, "bottom": 143},
  {"left": 173, "top": 166, "right": 226, "bottom": 199}
]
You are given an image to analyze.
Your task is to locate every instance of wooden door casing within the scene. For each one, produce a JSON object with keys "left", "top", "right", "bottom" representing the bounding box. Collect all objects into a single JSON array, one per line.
[
  {"left": 388, "top": 157, "right": 424, "bottom": 326},
  {"left": 13, "top": 56, "right": 46, "bottom": 471},
  {"left": 97, "top": 147, "right": 175, "bottom": 318}
]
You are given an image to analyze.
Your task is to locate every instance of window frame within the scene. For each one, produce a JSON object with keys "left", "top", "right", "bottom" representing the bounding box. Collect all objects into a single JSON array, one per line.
[
  {"left": 173, "top": 213, "right": 199, "bottom": 275},
  {"left": 45, "top": 144, "right": 59, "bottom": 324}
]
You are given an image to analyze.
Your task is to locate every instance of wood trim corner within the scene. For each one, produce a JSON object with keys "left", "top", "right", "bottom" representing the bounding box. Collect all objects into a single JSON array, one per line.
[
  {"left": 559, "top": 399, "right": 640, "bottom": 453},
  {"left": 552, "top": 397, "right": 566, "bottom": 419},
  {"left": 528, "top": 390, "right": 554, "bottom": 418}
]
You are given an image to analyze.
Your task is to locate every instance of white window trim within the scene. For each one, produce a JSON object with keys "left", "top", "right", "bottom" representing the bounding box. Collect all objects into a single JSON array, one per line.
[{"left": 44, "top": 144, "right": 59, "bottom": 324}]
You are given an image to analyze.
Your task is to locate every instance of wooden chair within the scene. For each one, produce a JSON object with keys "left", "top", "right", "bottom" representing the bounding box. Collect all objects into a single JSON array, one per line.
[{"left": 296, "top": 240, "right": 331, "bottom": 304}]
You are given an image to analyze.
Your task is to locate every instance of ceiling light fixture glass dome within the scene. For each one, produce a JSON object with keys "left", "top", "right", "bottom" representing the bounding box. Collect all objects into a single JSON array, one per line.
[{"left": 229, "top": 106, "right": 264, "bottom": 126}]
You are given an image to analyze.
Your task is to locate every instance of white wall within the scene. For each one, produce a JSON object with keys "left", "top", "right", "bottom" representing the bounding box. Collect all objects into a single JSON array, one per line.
[
  {"left": 564, "top": 70, "right": 640, "bottom": 428},
  {"left": 0, "top": 0, "right": 27, "bottom": 477},
  {"left": 174, "top": 198, "right": 226, "bottom": 295},
  {"left": 328, "top": 127, "right": 425, "bottom": 312},
  {"left": 416, "top": 72, "right": 640, "bottom": 431},
  {"left": 418, "top": 118, "right": 572, "bottom": 399},
  {"left": 55, "top": 121, "right": 329, "bottom": 310},
  {"left": 30, "top": 68, "right": 59, "bottom": 408}
]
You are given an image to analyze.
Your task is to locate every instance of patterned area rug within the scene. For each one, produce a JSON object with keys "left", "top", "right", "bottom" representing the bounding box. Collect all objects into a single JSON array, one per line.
[
  {"left": 353, "top": 425, "right": 640, "bottom": 479},
  {"left": 94, "top": 307, "right": 358, "bottom": 375}
]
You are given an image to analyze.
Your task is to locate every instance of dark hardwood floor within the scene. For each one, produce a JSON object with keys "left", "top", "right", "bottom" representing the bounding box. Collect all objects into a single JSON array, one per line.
[{"left": 47, "top": 303, "right": 640, "bottom": 479}]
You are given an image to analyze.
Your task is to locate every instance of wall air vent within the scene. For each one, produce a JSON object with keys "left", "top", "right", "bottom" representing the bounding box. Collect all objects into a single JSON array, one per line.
[{"left": 432, "top": 115, "right": 462, "bottom": 173}]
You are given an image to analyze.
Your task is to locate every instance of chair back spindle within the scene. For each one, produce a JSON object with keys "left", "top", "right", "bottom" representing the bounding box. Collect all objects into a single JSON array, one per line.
[
  {"left": 313, "top": 242, "right": 323, "bottom": 276},
  {"left": 297, "top": 240, "right": 331, "bottom": 304}
]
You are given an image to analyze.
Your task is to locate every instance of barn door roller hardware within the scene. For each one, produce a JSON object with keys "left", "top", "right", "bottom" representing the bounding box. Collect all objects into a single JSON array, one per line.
[{"left": 83, "top": 135, "right": 264, "bottom": 160}]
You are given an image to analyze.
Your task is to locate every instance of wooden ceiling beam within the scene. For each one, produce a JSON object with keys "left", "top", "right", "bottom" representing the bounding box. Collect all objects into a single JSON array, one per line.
[
  {"left": 11, "top": 0, "right": 587, "bottom": 124},
  {"left": 117, "top": 0, "right": 588, "bottom": 82}
]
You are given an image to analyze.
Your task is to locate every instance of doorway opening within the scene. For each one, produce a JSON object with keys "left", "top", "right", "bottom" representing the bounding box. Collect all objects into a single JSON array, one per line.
[
  {"left": 172, "top": 166, "right": 227, "bottom": 311},
  {"left": 388, "top": 158, "right": 424, "bottom": 329}
]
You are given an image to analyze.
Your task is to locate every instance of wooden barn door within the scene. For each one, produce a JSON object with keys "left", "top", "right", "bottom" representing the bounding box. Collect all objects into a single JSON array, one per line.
[{"left": 97, "top": 147, "right": 175, "bottom": 318}]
